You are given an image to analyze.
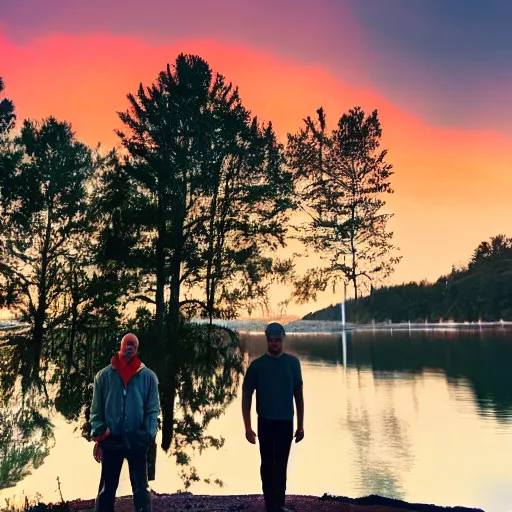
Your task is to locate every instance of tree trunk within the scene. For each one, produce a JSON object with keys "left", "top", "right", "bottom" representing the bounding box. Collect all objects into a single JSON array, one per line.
[
  {"left": 67, "top": 268, "right": 78, "bottom": 371},
  {"left": 32, "top": 205, "right": 53, "bottom": 379},
  {"left": 31, "top": 310, "right": 44, "bottom": 378},
  {"left": 350, "top": 223, "right": 358, "bottom": 323},
  {"left": 160, "top": 211, "right": 184, "bottom": 452},
  {"left": 205, "top": 161, "right": 224, "bottom": 326},
  {"left": 350, "top": 236, "right": 358, "bottom": 303},
  {"left": 160, "top": 376, "right": 176, "bottom": 452},
  {"left": 168, "top": 231, "right": 182, "bottom": 326},
  {"left": 161, "top": 258, "right": 179, "bottom": 452},
  {"left": 155, "top": 222, "right": 166, "bottom": 328},
  {"left": 352, "top": 265, "right": 358, "bottom": 302},
  {"left": 68, "top": 308, "right": 77, "bottom": 372},
  {"left": 349, "top": 189, "right": 358, "bottom": 304}
]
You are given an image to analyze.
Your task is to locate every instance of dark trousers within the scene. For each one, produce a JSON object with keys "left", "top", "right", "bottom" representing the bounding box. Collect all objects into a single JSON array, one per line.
[
  {"left": 94, "top": 444, "right": 151, "bottom": 512},
  {"left": 257, "top": 416, "right": 294, "bottom": 510}
]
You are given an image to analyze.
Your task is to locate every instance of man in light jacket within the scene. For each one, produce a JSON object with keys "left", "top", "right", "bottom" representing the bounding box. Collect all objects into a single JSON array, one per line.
[{"left": 90, "top": 333, "right": 160, "bottom": 512}]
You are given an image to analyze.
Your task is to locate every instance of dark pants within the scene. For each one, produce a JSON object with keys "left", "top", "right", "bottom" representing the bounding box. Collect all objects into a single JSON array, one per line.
[
  {"left": 257, "top": 416, "right": 294, "bottom": 510},
  {"left": 94, "top": 442, "right": 151, "bottom": 512}
]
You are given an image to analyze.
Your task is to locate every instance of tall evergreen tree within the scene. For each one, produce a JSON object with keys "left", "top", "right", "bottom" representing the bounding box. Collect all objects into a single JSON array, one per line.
[
  {"left": 108, "top": 53, "right": 294, "bottom": 450},
  {"left": 112, "top": 54, "right": 293, "bottom": 325},
  {"left": 0, "top": 77, "right": 18, "bottom": 310},
  {"left": 287, "top": 106, "right": 400, "bottom": 305},
  {"left": 469, "top": 234, "right": 512, "bottom": 269}
]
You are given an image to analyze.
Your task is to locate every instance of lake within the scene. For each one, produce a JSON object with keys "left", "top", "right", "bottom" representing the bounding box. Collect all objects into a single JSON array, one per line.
[{"left": 1, "top": 327, "right": 512, "bottom": 512}]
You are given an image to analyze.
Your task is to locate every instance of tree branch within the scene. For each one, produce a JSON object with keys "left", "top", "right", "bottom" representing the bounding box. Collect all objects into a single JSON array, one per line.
[
  {"left": 128, "top": 294, "right": 156, "bottom": 305},
  {"left": 179, "top": 299, "right": 208, "bottom": 313}
]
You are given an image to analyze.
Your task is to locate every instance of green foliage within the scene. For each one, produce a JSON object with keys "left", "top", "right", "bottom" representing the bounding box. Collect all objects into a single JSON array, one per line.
[
  {"left": 287, "top": 106, "right": 400, "bottom": 303},
  {"left": 305, "top": 234, "right": 512, "bottom": 323},
  {"left": 0, "top": 371, "right": 54, "bottom": 490},
  {"left": 0, "top": 56, "right": 285, "bottom": 491},
  {"left": 0, "top": 119, "right": 129, "bottom": 386},
  {"left": 0, "top": 78, "right": 19, "bottom": 310}
]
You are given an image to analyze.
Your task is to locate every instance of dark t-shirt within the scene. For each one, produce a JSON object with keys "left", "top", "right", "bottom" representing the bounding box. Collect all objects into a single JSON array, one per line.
[{"left": 242, "top": 352, "right": 303, "bottom": 420}]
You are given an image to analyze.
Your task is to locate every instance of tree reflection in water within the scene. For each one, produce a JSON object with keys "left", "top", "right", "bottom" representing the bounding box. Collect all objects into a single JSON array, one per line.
[
  {"left": 348, "top": 328, "right": 512, "bottom": 422},
  {"left": 342, "top": 370, "right": 413, "bottom": 500},
  {"left": 124, "top": 310, "right": 244, "bottom": 487},
  {"left": 0, "top": 312, "right": 245, "bottom": 489},
  {"left": 0, "top": 343, "right": 54, "bottom": 490}
]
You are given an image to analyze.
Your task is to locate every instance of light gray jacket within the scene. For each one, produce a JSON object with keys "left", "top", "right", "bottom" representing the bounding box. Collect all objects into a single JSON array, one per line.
[{"left": 90, "top": 362, "right": 160, "bottom": 449}]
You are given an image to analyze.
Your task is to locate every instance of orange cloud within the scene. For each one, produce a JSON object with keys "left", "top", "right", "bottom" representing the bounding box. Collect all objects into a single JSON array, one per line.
[{"left": 2, "top": 31, "right": 511, "bottom": 315}]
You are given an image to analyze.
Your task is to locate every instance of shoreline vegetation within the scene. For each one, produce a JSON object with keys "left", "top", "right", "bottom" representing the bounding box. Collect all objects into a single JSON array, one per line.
[{"left": 303, "top": 235, "right": 512, "bottom": 326}]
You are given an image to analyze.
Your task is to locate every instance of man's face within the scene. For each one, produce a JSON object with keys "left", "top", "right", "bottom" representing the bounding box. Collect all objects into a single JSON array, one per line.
[
  {"left": 267, "top": 335, "right": 284, "bottom": 355},
  {"left": 121, "top": 337, "right": 139, "bottom": 360}
]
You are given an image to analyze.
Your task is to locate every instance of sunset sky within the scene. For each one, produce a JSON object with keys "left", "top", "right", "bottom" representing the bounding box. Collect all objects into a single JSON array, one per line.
[{"left": 2, "top": 0, "right": 512, "bottom": 317}]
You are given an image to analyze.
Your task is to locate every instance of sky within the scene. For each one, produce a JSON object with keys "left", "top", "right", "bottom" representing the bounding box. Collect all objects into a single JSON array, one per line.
[{"left": 1, "top": 0, "right": 512, "bottom": 317}]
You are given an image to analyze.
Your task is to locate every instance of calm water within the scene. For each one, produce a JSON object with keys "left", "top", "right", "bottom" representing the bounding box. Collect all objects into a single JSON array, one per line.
[{"left": 2, "top": 328, "right": 512, "bottom": 512}]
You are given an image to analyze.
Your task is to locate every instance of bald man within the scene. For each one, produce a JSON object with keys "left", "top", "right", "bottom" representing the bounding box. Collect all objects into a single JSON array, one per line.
[{"left": 90, "top": 333, "right": 160, "bottom": 512}]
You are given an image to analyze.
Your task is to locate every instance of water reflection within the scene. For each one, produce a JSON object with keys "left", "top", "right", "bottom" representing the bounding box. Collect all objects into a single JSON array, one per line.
[
  {"left": 0, "top": 318, "right": 246, "bottom": 490},
  {"left": 347, "top": 329, "right": 512, "bottom": 422},
  {"left": 241, "top": 328, "right": 512, "bottom": 505},
  {"left": 2, "top": 327, "right": 512, "bottom": 510},
  {"left": 242, "top": 332, "right": 415, "bottom": 499},
  {"left": 0, "top": 345, "right": 54, "bottom": 490},
  {"left": 243, "top": 328, "right": 512, "bottom": 421}
]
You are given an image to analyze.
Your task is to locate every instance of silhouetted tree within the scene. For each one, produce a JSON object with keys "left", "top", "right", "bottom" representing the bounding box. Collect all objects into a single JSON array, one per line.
[
  {"left": 0, "top": 77, "right": 16, "bottom": 134},
  {"left": 469, "top": 234, "right": 512, "bottom": 269},
  {"left": 287, "top": 106, "right": 400, "bottom": 306},
  {"left": 0, "top": 118, "right": 96, "bottom": 379},
  {"left": 108, "top": 54, "right": 293, "bottom": 451},
  {"left": 112, "top": 54, "right": 293, "bottom": 325},
  {"left": 305, "top": 234, "right": 512, "bottom": 323},
  {"left": 0, "top": 77, "right": 19, "bottom": 311}
]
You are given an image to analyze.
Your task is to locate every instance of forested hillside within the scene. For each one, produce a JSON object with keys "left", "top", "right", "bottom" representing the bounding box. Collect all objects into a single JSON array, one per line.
[{"left": 303, "top": 235, "right": 512, "bottom": 323}]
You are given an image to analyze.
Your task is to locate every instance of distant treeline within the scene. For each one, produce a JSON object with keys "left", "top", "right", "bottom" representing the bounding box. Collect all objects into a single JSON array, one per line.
[{"left": 304, "top": 234, "right": 512, "bottom": 323}]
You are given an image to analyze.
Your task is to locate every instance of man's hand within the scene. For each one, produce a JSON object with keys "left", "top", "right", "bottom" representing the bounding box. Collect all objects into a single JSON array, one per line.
[
  {"left": 93, "top": 442, "right": 102, "bottom": 463},
  {"left": 93, "top": 427, "right": 111, "bottom": 443},
  {"left": 294, "top": 428, "right": 304, "bottom": 443},
  {"left": 245, "top": 428, "right": 257, "bottom": 444},
  {"left": 92, "top": 426, "right": 110, "bottom": 463}
]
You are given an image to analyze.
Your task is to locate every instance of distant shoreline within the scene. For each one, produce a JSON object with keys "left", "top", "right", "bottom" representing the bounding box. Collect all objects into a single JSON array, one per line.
[
  {"left": 283, "top": 319, "right": 512, "bottom": 333},
  {"left": 2, "top": 319, "right": 512, "bottom": 335},
  {"left": 193, "top": 318, "right": 512, "bottom": 334}
]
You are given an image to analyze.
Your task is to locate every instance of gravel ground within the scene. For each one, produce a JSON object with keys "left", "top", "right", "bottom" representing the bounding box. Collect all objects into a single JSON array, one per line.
[{"left": 67, "top": 492, "right": 485, "bottom": 512}]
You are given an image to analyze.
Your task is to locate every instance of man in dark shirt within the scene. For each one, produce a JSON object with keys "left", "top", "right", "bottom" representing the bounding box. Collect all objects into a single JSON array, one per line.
[{"left": 242, "top": 322, "right": 304, "bottom": 512}]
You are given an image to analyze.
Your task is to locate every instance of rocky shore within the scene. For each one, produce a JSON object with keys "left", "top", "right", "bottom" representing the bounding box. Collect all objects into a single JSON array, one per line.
[{"left": 67, "top": 492, "right": 485, "bottom": 512}]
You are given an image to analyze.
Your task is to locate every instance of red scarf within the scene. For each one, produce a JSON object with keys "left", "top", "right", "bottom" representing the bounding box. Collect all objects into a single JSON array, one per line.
[{"left": 111, "top": 352, "right": 142, "bottom": 388}]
